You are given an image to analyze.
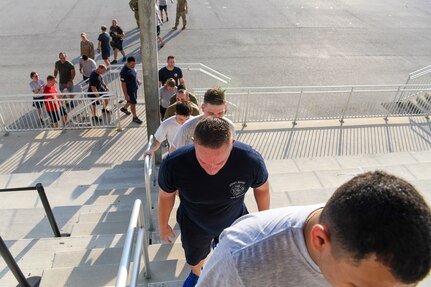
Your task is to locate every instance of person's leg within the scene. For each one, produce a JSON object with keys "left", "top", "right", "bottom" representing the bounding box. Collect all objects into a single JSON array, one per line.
[
  {"left": 130, "top": 103, "right": 137, "bottom": 117},
  {"left": 182, "top": 12, "right": 187, "bottom": 29},
  {"left": 173, "top": 11, "right": 180, "bottom": 29},
  {"left": 165, "top": 8, "right": 169, "bottom": 21},
  {"left": 113, "top": 48, "right": 118, "bottom": 61},
  {"left": 191, "top": 259, "right": 205, "bottom": 276},
  {"left": 37, "top": 107, "right": 43, "bottom": 119}
]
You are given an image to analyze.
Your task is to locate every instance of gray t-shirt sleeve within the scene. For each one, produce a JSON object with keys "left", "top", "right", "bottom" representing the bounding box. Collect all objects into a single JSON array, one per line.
[{"left": 196, "top": 249, "right": 244, "bottom": 287}]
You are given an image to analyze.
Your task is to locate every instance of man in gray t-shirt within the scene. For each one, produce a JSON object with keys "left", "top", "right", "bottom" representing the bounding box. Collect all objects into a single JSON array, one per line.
[
  {"left": 171, "top": 88, "right": 236, "bottom": 152},
  {"left": 198, "top": 171, "right": 431, "bottom": 287}
]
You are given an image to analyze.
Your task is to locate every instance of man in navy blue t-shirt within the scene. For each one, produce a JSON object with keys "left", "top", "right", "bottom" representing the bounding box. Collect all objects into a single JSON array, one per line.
[
  {"left": 158, "top": 55, "right": 184, "bottom": 87},
  {"left": 119, "top": 56, "right": 142, "bottom": 124},
  {"left": 158, "top": 117, "right": 270, "bottom": 287},
  {"left": 88, "top": 64, "right": 110, "bottom": 122}
]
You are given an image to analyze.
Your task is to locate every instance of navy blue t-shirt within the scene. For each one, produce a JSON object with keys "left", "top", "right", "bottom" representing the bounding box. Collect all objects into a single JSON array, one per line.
[
  {"left": 97, "top": 32, "right": 110, "bottom": 53},
  {"left": 87, "top": 71, "right": 103, "bottom": 93},
  {"left": 120, "top": 65, "right": 138, "bottom": 96},
  {"left": 158, "top": 66, "right": 183, "bottom": 86},
  {"left": 158, "top": 141, "right": 268, "bottom": 235}
]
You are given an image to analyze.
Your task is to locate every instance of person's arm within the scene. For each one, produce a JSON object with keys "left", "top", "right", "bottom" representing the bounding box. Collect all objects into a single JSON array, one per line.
[
  {"left": 79, "top": 62, "right": 83, "bottom": 74},
  {"left": 80, "top": 42, "right": 84, "bottom": 56},
  {"left": 91, "top": 85, "right": 99, "bottom": 97},
  {"left": 185, "top": 0, "right": 188, "bottom": 14},
  {"left": 53, "top": 63, "right": 58, "bottom": 78},
  {"left": 70, "top": 66, "right": 75, "bottom": 81},
  {"left": 253, "top": 180, "right": 270, "bottom": 211},
  {"left": 144, "top": 139, "right": 161, "bottom": 156},
  {"left": 158, "top": 189, "right": 176, "bottom": 243},
  {"left": 101, "top": 78, "right": 109, "bottom": 92},
  {"left": 121, "top": 82, "right": 130, "bottom": 101},
  {"left": 90, "top": 42, "right": 95, "bottom": 59},
  {"left": 97, "top": 40, "right": 101, "bottom": 53}
]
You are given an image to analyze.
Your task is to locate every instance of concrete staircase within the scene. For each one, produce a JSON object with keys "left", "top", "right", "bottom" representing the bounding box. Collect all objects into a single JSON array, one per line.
[{"left": 1, "top": 150, "right": 431, "bottom": 286}]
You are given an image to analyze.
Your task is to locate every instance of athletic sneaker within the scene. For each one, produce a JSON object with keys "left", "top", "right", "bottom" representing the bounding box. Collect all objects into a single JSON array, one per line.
[
  {"left": 183, "top": 271, "right": 199, "bottom": 287},
  {"left": 122, "top": 56, "right": 126, "bottom": 62},
  {"left": 132, "top": 117, "right": 143, "bottom": 124},
  {"left": 101, "top": 108, "right": 111, "bottom": 114},
  {"left": 92, "top": 116, "right": 101, "bottom": 122},
  {"left": 111, "top": 60, "right": 118, "bottom": 64},
  {"left": 120, "top": 107, "right": 131, "bottom": 115}
]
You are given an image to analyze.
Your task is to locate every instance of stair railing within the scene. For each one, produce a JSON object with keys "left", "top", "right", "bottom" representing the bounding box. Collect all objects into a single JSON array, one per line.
[
  {"left": 115, "top": 199, "right": 152, "bottom": 287},
  {"left": 0, "top": 183, "right": 68, "bottom": 238},
  {"left": 0, "top": 236, "right": 41, "bottom": 287},
  {"left": 144, "top": 135, "right": 156, "bottom": 232}
]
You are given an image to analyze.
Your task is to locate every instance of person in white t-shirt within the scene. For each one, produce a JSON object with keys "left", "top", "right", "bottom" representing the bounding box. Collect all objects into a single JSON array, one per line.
[
  {"left": 171, "top": 88, "right": 236, "bottom": 152},
  {"left": 29, "top": 71, "right": 45, "bottom": 124},
  {"left": 145, "top": 101, "right": 192, "bottom": 156},
  {"left": 197, "top": 171, "right": 431, "bottom": 287}
]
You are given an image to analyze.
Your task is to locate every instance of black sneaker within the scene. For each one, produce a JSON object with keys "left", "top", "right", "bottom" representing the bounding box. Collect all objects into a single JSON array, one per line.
[
  {"left": 111, "top": 60, "right": 118, "bottom": 64},
  {"left": 120, "top": 107, "right": 131, "bottom": 115},
  {"left": 102, "top": 109, "right": 111, "bottom": 114},
  {"left": 132, "top": 117, "right": 143, "bottom": 124},
  {"left": 92, "top": 116, "right": 101, "bottom": 122},
  {"left": 122, "top": 56, "right": 126, "bottom": 62},
  {"left": 166, "top": 17, "right": 169, "bottom": 22}
]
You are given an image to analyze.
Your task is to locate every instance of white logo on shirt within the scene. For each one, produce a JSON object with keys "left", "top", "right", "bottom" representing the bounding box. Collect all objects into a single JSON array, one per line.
[{"left": 229, "top": 181, "right": 246, "bottom": 199}]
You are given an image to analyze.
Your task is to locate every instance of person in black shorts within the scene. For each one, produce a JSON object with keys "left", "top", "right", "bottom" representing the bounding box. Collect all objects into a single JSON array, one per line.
[
  {"left": 88, "top": 64, "right": 110, "bottom": 123},
  {"left": 158, "top": 55, "right": 184, "bottom": 87},
  {"left": 158, "top": 117, "right": 270, "bottom": 287},
  {"left": 97, "top": 25, "right": 111, "bottom": 66},
  {"left": 109, "top": 19, "right": 126, "bottom": 64},
  {"left": 120, "top": 56, "right": 142, "bottom": 124}
]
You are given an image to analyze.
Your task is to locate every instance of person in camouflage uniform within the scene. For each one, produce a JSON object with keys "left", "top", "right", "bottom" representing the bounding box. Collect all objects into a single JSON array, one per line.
[{"left": 129, "top": 0, "right": 139, "bottom": 27}]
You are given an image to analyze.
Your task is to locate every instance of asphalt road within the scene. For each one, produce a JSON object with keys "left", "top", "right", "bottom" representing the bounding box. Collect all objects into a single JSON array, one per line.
[{"left": 1, "top": 0, "right": 431, "bottom": 94}]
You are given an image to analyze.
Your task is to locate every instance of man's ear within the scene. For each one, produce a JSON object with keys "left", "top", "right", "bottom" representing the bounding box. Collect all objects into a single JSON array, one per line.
[
  {"left": 201, "top": 103, "right": 205, "bottom": 112},
  {"left": 310, "top": 224, "right": 330, "bottom": 254}
]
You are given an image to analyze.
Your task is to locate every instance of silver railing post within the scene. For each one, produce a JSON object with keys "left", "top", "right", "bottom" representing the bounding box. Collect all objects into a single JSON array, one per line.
[
  {"left": 115, "top": 199, "right": 152, "bottom": 287},
  {"left": 292, "top": 88, "right": 303, "bottom": 126},
  {"left": 144, "top": 135, "right": 155, "bottom": 232},
  {"left": 340, "top": 87, "right": 354, "bottom": 123},
  {"left": 384, "top": 86, "right": 401, "bottom": 122}
]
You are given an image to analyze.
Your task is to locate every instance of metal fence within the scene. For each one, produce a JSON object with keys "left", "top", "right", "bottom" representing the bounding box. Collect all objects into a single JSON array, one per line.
[
  {"left": 193, "top": 84, "right": 431, "bottom": 125},
  {"left": 0, "top": 92, "right": 121, "bottom": 132},
  {"left": 400, "top": 65, "right": 431, "bottom": 100}
]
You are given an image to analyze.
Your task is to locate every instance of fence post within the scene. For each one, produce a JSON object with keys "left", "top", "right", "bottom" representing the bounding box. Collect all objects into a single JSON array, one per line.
[
  {"left": 35, "top": 183, "right": 65, "bottom": 237},
  {"left": 292, "top": 88, "right": 303, "bottom": 126},
  {"left": 384, "top": 86, "right": 401, "bottom": 122},
  {"left": 0, "top": 236, "right": 38, "bottom": 287},
  {"left": 243, "top": 89, "right": 250, "bottom": 128},
  {"left": 340, "top": 87, "right": 354, "bottom": 124}
]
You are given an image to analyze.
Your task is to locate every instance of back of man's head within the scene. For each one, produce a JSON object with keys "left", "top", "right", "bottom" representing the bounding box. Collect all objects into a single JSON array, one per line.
[
  {"left": 82, "top": 55, "right": 89, "bottom": 61},
  {"left": 320, "top": 170, "right": 431, "bottom": 284},
  {"left": 127, "top": 56, "right": 136, "bottom": 63},
  {"left": 193, "top": 117, "right": 231, "bottom": 149},
  {"left": 203, "top": 88, "right": 226, "bottom": 106},
  {"left": 175, "top": 101, "right": 192, "bottom": 116}
]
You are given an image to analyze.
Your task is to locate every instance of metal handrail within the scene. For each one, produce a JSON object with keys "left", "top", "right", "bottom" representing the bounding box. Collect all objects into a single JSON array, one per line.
[
  {"left": 192, "top": 84, "right": 431, "bottom": 125},
  {"left": 115, "top": 199, "right": 151, "bottom": 287},
  {"left": 0, "top": 183, "right": 68, "bottom": 237},
  {"left": 144, "top": 135, "right": 155, "bottom": 232},
  {"left": 0, "top": 236, "right": 40, "bottom": 287}
]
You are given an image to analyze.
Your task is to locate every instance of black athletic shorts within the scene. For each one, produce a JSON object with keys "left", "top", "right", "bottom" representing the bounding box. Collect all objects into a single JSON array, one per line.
[
  {"left": 177, "top": 204, "right": 249, "bottom": 266},
  {"left": 48, "top": 106, "right": 67, "bottom": 123},
  {"left": 33, "top": 96, "right": 44, "bottom": 109},
  {"left": 127, "top": 93, "right": 137, "bottom": 105},
  {"left": 159, "top": 5, "right": 167, "bottom": 11},
  {"left": 110, "top": 40, "right": 123, "bottom": 51}
]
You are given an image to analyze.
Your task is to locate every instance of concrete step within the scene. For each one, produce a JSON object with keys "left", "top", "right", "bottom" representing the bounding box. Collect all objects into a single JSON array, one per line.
[
  {"left": 40, "top": 259, "right": 190, "bottom": 287},
  {"left": 52, "top": 243, "right": 185, "bottom": 268},
  {"left": 0, "top": 234, "right": 126, "bottom": 286}
]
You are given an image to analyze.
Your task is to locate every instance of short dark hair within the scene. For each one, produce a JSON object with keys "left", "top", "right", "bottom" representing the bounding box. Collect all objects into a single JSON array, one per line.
[
  {"left": 167, "top": 56, "right": 175, "bottom": 61},
  {"left": 30, "top": 71, "right": 37, "bottom": 78},
  {"left": 175, "top": 101, "right": 192, "bottom": 116},
  {"left": 203, "top": 88, "right": 226, "bottom": 106},
  {"left": 46, "top": 75, "right": 55, "bottom": 81},
  {"left": 320, "top": 171, "right": 431, "bottom": 284},
  {"left": 193, "top": 117, "right": 231, "bottom": 149},
  {"left": 82, "top": 55, "right": 88, "bottom": 61},
  {"left": 101, "top": 25, "right": 107, "bottom": 31},
  {"left": 127, "top": 56, "right": 136, "bottom": 63}
]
